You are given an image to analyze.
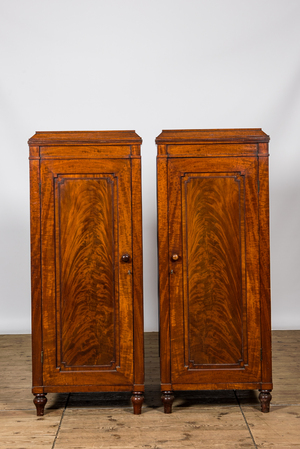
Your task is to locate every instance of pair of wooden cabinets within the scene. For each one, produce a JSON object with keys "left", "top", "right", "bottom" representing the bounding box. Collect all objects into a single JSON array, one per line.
[{"left": 29, "top": 129, "right": 272, "bottom": 416}]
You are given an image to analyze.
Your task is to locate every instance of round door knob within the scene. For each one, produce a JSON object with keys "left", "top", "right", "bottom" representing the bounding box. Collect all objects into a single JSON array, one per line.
[
  {"left": 171, "top": 254, "right": 179, "bottom": 261},
  {"left": 121, "top": 254, "right": 130, "bottom": 263}
]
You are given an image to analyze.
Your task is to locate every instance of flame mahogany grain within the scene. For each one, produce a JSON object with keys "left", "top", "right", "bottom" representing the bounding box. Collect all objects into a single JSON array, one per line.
[{"left": 184, "top": 174, "right": 244, "bottom": 366}]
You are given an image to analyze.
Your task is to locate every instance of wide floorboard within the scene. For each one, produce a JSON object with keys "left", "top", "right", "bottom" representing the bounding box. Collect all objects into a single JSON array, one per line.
[{"left": 0, "top": 331, "right": 299, "bottom": 448}]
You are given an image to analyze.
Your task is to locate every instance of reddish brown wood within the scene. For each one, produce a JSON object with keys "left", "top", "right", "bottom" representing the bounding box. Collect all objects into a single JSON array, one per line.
[
  {"left": 259, "top": 389, "right": 272, "bottom": 413},
  {"left": 41, "top": 159, "right": 134, "bottom": 385},
  {"left": 156, "top": 128, "right": 269, "bottom": 144},
  {"left": 169, "top": 157, "right": 261, "bottom": 384},
  {"left": 29, "top": 130, "right": 142, "bottom": 145},
  {"left": 258, "top": 146, "right": 272, "bottom": 387},
  {"left": 156, "top": 129, "right": 272, "bottom": 412},
  {"left": 33, "top": 384, "right": 140, "bottom": 393},
  {"left": 39, "top": 145, "right": 131, "bottom": 159},
  {"left": 161, "top": 391, "right": 174, "bottom": 414},
  {"left": 157, "top": 154, "right": 171, "bottom": 390},
  {"left": 170, "top": 382, "right": 265, "bottom": 390},
  {"left": 131, "top": 392, "right": 144, "bottom": 415},
  {"left": 184, "top": 174, "right": 244, "bottom": 366},
  {"left": 29, "top": 154, "right": 43, "bottom": 390},
  {"left": 131, "top": 156, "right": 145, "bottom": 392},
  {"left": 166, "top": 143, "right": 258, "bottom": 157},
  {"left": 29, "top": 131, "right": 144, "bottom": 414},
  {"left": 33, "top": 394, "right": 47, "bottom": 416},
  {"left": 58, "top": 175, "right": 115, "bottom": 367}
]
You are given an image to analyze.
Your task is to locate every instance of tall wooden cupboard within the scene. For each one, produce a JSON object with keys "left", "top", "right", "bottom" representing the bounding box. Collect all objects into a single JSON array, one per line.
[
  {"left": 29, "top": 131, "right": 144, "bottom": 415},
  {"left": 156, "top": 129, "right": 272, "bottom": 413}
]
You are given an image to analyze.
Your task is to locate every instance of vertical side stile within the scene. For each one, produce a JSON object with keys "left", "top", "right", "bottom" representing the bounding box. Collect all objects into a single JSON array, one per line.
[
  {"left": 29, "top": 146, "right": 43, "bottom": 392},
  {"left": 258, "top": 143, "right": 272, "bottom": 388},
  {"left": 157, "top": 148, "right": 172, "bottom": 389},
  {"left": 131, "top": 147, "right": 144, "bottom": 391}
]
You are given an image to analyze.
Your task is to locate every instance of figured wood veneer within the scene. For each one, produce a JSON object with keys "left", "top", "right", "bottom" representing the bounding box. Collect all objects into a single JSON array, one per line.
[
  {"left": 183, "top": 174, "right": 244, "bottom": 367},
  {"left": 57, "top": 175, "right": 115, "bottom": 368},
  {"left": 157, "top": 129, "right": 272, "bottom": 413}
]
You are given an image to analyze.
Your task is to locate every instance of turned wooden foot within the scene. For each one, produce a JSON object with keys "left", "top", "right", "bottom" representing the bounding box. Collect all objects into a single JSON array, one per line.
[
  {"left": 161, "top": 390, "right": 174, "bottom": 413},
  {"left": 33, "top": 393, "right": 47, "bottom": 416},
  {"left": 259, "top": 390, "right": 272, "bottom": 413},
  {"left": 131, "top": 391, "right": 144, "bottom": 415}
]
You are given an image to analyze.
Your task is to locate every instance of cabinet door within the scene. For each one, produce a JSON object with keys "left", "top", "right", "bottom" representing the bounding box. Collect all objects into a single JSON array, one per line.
[
  {"left": 168, "top": 157, "right": 261, "bottom": 385},
  {"left": 40, "top": 158, "right": 133, "bottom": 387}
]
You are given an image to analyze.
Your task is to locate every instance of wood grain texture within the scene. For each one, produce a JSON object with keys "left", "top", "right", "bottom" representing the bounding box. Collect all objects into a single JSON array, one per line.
[
  {"left": 157, "top": 154, "right": 171, "bottom": 388},
  {"left": 29, "top": 130, "right": 142, "bottom": 146},
  {"left": 156, "top": 130, "right": 271, "bottom": 408},
  {"left": 1, "top": 332, "right": 298, "bottom": 446},
  {"left": 33, "top": 394, "right": 47, "bottom": 416},
  {"left": 167, "top": 143, "right": 258, "bottom": 157},
  {"left": 156, "top": 129, "right": 270, "bottom": 144},
  {"left": 29, "top": 154, "right": 43, "bottom": 388},
  {"left": 258, "top": 146, "right": 272, "bottom": 387},
  {"left": 40, "top": 145, "right": 131, "bottom": 158},
  {"left": 29, "top": 134, "right": 144, "bottom": 413},
  {"left": 57, "top": 175, "right": 115, "bottom": 368},
  {"left": 131, "top": 156, "right": 145, "bottom": 390},
  {"left": 35, "top": 156, "right": 138, "bottom": 389},
  {"left": 168, "top": 157, "right": 260, "bottom": 385},
  {"left": 183, "top": 174, "right": 244, "bottom": 366}
]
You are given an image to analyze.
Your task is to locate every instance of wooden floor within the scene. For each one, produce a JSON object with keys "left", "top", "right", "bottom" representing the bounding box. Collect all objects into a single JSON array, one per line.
[{"left": 0, "top": 331, "right": 299, "bottom": 448}]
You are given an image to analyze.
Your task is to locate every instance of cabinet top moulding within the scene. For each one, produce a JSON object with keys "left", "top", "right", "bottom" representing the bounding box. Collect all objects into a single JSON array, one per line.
[
  {"left": 28, "top": 131, "right": 142, "bottom": 159},
  {"left": 28, "top": 130, "right": 142, "bottom": 146},
  {"left": 155, "top": 128, "right": 270, "bottom": 144}
]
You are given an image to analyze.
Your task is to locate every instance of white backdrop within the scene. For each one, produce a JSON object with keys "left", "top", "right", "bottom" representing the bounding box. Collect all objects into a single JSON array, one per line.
[{"left": 0, "top": 0, "right": 300, "bottom": 333}]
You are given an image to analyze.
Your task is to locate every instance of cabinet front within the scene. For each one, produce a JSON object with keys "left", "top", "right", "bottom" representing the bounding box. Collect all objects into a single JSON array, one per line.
[
  {"left": 40, "top": 158, "right": 133, "bottom": 387},
  {"left": 168, "top": 157, "right": 261, "bottom": 385}
]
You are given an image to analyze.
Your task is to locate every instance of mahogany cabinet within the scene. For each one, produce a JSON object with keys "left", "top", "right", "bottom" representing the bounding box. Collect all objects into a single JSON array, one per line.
[
  {"left": 29, "top": 131, "right": 144, "bottom": 416},
  {"left": 156, "top": 129, "right": 272, "bottom": 413}
]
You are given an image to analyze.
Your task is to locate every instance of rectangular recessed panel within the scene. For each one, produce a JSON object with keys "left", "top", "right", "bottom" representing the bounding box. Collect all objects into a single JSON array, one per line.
[
  {"left": 184, "top": 174, "right": 244, "bottom": 366},
  {"left": 57, "top": 176, "right": 115, "bottom": 368}
]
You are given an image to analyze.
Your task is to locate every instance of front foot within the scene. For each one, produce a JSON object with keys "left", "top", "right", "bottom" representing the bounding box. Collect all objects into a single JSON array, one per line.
[
  {"left": 131, "top": 392, "right": 144, "bottom": 415},
  {"left": 259, "top": 390, "right": 272, "bottom": 413},
  {"left": 161, "top": 390, "right": 174, "bottom": 413},
  {"left": 33, "top": 393, "right": 47, "bottom": 416}
]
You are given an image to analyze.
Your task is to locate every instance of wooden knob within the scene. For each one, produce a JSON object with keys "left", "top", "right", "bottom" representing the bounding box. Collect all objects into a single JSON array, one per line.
[
  {"left": 172, "top": 254, "right": 179, "bottom": 261},
  {"left": 121, "top": 254, "right": 130, "bottom": 263}
]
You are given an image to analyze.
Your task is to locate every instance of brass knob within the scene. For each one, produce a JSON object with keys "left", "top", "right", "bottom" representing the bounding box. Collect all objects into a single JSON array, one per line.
[
  {"left": 121, "top": 254, "right": 130, "bottom": 263},
  {"left": 171, "top": 254, "right": 179, "bottom": 261}
]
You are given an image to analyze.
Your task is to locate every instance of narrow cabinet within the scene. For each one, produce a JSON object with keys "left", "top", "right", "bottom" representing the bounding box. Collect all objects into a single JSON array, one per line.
[
  {"left": 29, "top": 131, "right": 144, "bottom": 415},
  {"left": 156, "top": 129, "right": 272, "bottom": 413}
]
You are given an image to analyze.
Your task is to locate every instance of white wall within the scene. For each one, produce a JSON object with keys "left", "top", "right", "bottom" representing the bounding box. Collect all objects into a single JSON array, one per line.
[{"left": 0, "top": 0, "right": 299, "bottom": 333}]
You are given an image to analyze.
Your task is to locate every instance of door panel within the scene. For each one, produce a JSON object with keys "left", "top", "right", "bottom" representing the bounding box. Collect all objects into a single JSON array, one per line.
[
  {"left": 56, "top": 174, "right": 116, "bottom": 369},
  {"left": 41, "top": 159, "right": 133, "bottom": 386},
  {"left": 182, "top": 173, "right": 246, "bottom": 368},
  {"left": 168, "top": 157, "right": 260, "bottom": 385}
]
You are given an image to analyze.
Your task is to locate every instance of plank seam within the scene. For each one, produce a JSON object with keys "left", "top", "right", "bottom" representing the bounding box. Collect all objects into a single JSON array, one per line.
[{"left": 51, "top": 393, "right": 70, "bottom": 449}]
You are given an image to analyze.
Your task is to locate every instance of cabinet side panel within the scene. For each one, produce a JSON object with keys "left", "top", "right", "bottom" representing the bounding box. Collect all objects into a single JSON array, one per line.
[
  {"left": 29, "top": 155, "right": 43, "bottom": 388},
  {"left": 57, "top": 176, "right": 115, "bottom": 367},
  {"left": 184, "top": 175, "right": 244, "bottom": 366},
  {"left": 131, "top": 156, "right": 144, "bottom": 389},
  {"left": 157, "top": 156, "right": 171, "bottom": 388},
  {"left": 258, "top": 149, "right": 272, "bottom": 385}
]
